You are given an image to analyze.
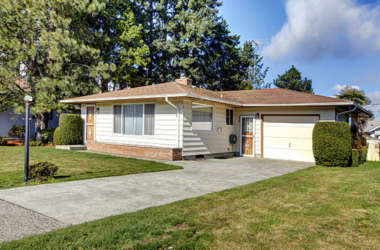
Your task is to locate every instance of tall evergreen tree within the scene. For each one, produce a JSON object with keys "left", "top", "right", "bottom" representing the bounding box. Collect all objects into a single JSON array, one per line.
[
  {"left": 273, "top": 65, "right": 314, "bottom": 94},
  {"left": 239, "top": 41, "right": 270, "bottom": 90},
  {"left": 0, "top": 0, "right": 112, "bottom": 139},
  {"left": 94, "top": 0, "right": 150, "bottom": 92},
  {"left": 130, "top": 0, "right": 249, "bottom": 90}
]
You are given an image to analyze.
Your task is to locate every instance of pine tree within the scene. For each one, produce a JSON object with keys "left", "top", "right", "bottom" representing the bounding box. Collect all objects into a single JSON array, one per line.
[
  {"left": 240, "top": 41, "right": 270, "bottom": 90},
  {"left": 273, "top": 65, "right": 314, "bottom": 93},
  {"left": 0, "top": 0, "right": 112, "bottom": 140},
  {"left": 130, "top": 0, "right": 250, "bottom": 90},
  {"left": 94, "top": 0, "right": 150, "bottom": 91}
]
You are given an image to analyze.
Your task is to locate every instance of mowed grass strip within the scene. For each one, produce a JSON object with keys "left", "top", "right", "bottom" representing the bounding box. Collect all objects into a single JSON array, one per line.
[
  {"left": 2, "top": 162, "right": 380, "bottom": 250},
  {"left": 0, "top": 147, "right": 182, "bottom": 189}
]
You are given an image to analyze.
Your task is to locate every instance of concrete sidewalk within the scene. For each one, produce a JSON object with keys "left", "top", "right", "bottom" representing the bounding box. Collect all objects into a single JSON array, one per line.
[{"left": 0, "top": 157, "right": 313, "bottom": 242}]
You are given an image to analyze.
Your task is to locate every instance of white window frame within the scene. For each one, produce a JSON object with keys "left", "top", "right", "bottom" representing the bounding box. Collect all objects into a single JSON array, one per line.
[
  {"left": 191, "top": 102, "right": 214, "bottom": 132},
  {"left": 226, "top": 108, "right": 234, "bottom": 126},
  {"left": 112, "top": 102, "right": 156, "bottom": 137}
]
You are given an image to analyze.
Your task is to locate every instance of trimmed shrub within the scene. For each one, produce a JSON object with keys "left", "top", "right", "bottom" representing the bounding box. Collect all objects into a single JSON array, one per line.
[
  {"left": 351, "top": 149, "right": 359, "bottom": 167},
  {"left": 0, "top": 137, "right": 7, "bottom": 145},
  {"left": 28, "top": 162, "right": 59, "bottom": 181},
  {"left": 42, "top": 127, "right": 56, "bottom": 143},
  {"left": 59, "top": 114, "right": 82, "bottom": 145},
  {"left": 359, "top": 146, "right": 367, "bottom": 165},
  {"left": 53, "top": 127, "right": 61, "bottom": 145},
  {"left": 313, "top": 122, "right": 352, "bottom": 167},
  {"left": 29, "top": 141, "right": 43, "bottom": 147},
  {"left": 8, "top": 124, "right": 25, "bottom": 137}
]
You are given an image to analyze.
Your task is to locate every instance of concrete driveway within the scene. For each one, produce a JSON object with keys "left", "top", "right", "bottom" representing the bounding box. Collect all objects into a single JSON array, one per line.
[{"left": 0, "top": 157, "right": 313, "bottom": 242}]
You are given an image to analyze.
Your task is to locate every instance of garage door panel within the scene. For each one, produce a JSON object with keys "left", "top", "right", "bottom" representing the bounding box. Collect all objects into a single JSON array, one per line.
[
  {"left": 263, "top": 115, "right": 318, "bottom": 162},
  {"left": 264, "top": 137, "right": 313, "bottom": 151},
  {"left": 264, "top": 148, "right": 315, "bottom": 162},
  {"left": 264, "top": 126, "right": 314, "bottom": 139},
  {"left": 265, "top": 116, "right": 319, "bottom": 123}
]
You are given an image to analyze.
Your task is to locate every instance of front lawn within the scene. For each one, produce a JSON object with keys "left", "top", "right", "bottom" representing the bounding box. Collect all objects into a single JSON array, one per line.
[
  {"left": 0, "top": 147, "right": 182, "bottom": 189},
  {"left": 2, "top": 161, "right": 380, "bottom": 249}
]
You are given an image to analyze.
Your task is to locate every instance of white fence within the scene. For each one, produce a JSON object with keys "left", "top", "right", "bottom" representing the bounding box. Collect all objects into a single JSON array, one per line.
[{"left": 367, "top": 139, "right": 380, "bottom": 161}]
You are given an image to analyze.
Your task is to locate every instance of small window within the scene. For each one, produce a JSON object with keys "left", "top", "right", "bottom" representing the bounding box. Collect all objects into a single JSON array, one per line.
[
  {"left": 226, "top": 109, "right": 233, "bottom": 125},
  {"left": 192, "top": 103, "right": 213, "bottom": 131}
]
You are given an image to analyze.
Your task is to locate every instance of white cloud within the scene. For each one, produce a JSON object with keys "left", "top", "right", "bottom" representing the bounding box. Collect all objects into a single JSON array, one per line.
[
  {"left": 263, "top": 0, "right": 380, "bottom": 62},
  {"left": 367, "top": 91, "right": 380, "bottom": 119},
  {"left": 332, "top": 84, "right": 361, "bottom": 91}
]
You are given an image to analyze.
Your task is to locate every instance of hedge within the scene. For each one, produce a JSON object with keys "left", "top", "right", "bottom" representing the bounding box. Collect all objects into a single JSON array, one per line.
[
  {"left": 351, "top": 149, "right": 359, "bottom": 167},
  {"left": 359, "top": 146, "right": 367, "bottom": 165},
  {"left": 53, "top": 127, "right": 61, "bottom": 145},
  {"left": 58, "top": 114, "right": 82, "bottom": 145},
  {"left": 313, "top": 122, "right": 352, "bottom": 167}
]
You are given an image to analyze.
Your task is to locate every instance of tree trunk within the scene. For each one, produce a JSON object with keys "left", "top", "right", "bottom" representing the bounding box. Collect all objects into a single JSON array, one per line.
[{"left": 35, "top": 112, "right": 50, "bottom": 141}]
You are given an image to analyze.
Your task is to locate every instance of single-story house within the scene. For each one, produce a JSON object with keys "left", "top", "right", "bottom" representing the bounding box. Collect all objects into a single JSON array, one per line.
[
  {"left": 365, "top": 120, "right": 380, "bottom": 139},
  {"left": 61, "top": 78, "right": 372, "bottom": 162}
]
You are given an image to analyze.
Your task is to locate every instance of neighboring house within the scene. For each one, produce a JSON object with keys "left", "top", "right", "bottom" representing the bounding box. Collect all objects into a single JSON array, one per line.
[
  {"left": 0, "top": 109, "right": 60, "bottom": 139},
  {"left": 61, "top": 78, "right": 372, "bottom": 162},
  {"left": 365, "top": 119, "right": 380, "bottom": 139}
]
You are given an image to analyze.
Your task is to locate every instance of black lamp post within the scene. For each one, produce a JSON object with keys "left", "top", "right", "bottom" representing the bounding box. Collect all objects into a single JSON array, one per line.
[{"left": 24, "top": 95, "right": 33, "bottom": 183}]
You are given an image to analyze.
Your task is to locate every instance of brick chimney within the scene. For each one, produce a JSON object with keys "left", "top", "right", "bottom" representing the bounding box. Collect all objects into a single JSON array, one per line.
[{"left": 175, "top": 77, "right": 193, "bottom": 86}]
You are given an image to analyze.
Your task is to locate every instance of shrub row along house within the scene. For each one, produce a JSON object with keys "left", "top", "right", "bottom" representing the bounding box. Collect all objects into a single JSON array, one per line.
[{"left": 61, "top": 78, "right": 372, "bottom": 162}]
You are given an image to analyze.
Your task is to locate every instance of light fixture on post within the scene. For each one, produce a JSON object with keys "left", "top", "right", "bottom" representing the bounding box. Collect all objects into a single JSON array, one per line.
[{"left": 24, "top": 95, "right": 33, "bottom": 183}]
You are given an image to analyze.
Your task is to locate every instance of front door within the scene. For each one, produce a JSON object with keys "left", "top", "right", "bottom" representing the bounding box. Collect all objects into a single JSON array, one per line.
[
  {"left": 86, "top": 106, "right": 95, "bottom": 141},
  {"left": 241, "top": 116, "right": 255, "bottom": 156}
]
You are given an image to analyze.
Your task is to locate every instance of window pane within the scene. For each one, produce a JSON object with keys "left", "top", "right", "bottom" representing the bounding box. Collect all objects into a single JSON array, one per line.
[
  {"left": 230, "top": 109, "right": 234, "bottom": 125},
  {"left": 113, "top": 105, "right": 122, "bottom": 133},
  {"left": 192, "top": 106, "right": 213, "bottom": 131},
  {"left": 144, "top": 104, "right": 155, "bottom": 135},
  {"left": 123, "top": 104, "right": 143, "bottom": 135},
  {"left": 226, "top": 109, "right": 230, "bottom": 125}
]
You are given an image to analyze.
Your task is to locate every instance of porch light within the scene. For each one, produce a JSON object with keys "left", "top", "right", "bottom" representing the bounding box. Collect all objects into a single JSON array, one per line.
[
  {"left": 96, "top": 107, "right": 100, "bottom": 114},
  {"left": 255, "top": 113, "right": 260, "bottom": 118}
]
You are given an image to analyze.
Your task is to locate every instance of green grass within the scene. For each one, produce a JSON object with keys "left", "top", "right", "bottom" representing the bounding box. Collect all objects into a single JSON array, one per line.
[
  {"left": 2, "top": 161, "right": 380, "bottom": 249},
  {"left": 0, "top": 147, "right": 182, "bottom": 189}
]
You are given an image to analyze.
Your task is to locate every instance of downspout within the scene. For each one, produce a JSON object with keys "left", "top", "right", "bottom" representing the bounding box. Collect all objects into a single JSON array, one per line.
[
  {"left": 336, "top": 106, "right": 357, "bottom": 121},
  {"left": 165, "top": 97, "right": 180, "bottom": 148}
]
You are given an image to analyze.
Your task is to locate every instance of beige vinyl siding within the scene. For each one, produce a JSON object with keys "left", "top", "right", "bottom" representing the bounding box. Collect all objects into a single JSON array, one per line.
[
  {"left": 182, "top": 99, "right": 237, "bottom": 156},
  {"left": 235, "top": 107, "right": 336, "bottom": 157},
  {"left": 82, "top": 100, "right": 182, "bottom": 148}
]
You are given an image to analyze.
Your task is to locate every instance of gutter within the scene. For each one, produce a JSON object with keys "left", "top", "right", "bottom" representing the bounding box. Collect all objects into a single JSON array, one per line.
[
  {"left": 336, "top": 106, "right": 357, "bottom": 121},
  {"left": 165, "top": 97, "right": 180, "bottom": 149}
]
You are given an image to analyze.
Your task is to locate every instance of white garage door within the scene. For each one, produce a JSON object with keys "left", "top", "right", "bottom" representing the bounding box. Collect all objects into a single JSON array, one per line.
[{"left": 263, "top": 115, "right": 319, "bottom": 162}]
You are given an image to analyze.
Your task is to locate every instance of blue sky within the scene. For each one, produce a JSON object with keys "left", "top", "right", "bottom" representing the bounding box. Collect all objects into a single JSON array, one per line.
[{"left": 219, "top": 0, "right": 380, "bottom": 118}]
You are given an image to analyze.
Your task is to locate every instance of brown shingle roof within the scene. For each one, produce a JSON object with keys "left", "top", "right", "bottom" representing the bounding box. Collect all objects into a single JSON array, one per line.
[
  {"left": 61, "top": 81, "right": 351, "bottom": 106},
  {"left": 221, "top": 88, "right": 348, "bottom": 104}
]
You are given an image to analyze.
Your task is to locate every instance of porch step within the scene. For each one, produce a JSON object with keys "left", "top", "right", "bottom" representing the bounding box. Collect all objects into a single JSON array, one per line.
[{"left": 55, "top": 145, "right": 87, "bottom": 151}]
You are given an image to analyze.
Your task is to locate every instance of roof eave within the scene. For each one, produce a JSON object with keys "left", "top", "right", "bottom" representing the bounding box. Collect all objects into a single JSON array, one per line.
[
  {"left": 60, "top": 93, "right": 189, "bottom": 104},
  {"left": 241, "top": 102, "right": 354, "bottom": 107}
]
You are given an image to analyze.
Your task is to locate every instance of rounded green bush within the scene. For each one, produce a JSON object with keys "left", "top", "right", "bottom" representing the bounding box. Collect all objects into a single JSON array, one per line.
[
  {"left": 351, "top": 149, "right": 359, "bottom": 167},
  {"left": 59, "top": 114, "right": 83, "bottom": 145},
  {"left": 53, "top": 127, "right": 61, "bottom": 145},
  {"left": 313, "top": 122, "right": 352, "bottom": 167}
]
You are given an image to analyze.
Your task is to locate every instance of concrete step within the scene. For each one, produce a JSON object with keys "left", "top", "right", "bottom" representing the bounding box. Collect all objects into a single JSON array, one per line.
[{"left": 55, "top": 145, "right": 87, "bottom": 151}]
